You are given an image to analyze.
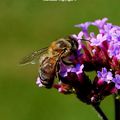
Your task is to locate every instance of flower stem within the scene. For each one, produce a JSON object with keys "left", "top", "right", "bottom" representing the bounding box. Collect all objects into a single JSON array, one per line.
[
  {"left": 92, "top": 105, "right": 108, "bottom": 120},
  {"left": 114, "top": 94, "right": 120, "bottom": 120}
]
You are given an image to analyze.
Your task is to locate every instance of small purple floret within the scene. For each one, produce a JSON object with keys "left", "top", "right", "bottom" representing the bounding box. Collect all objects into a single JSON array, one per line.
[
  {"left": 112, "top": 74, "right": 120, "bottom": 89},
  {"left": 92, "top": 18, "right": 108, "bottom": 29},
  {"left": 75, "top": 22, "right": 91, "bottom": 31},
  {"left": 90, "top": 34, "right": 107, "bottom": 46},
  {"left": 97, "top": 68, "right": 113, "bottom": 83},
  {"left": 75, "top": 22, "right": 92, "bottom": 38},
  {"left": 59, "top": 62, "right": 84, "bottom": 78}
]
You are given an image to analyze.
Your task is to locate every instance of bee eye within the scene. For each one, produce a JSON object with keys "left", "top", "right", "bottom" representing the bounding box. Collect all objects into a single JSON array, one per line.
[{"left": 56, "top": 40, "right": 68, "bottom": 48}]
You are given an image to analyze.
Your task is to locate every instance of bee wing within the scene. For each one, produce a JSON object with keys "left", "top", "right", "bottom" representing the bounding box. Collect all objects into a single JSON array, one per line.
[{"left": 20, "top": 47, "right": 48, "bottom": 65}]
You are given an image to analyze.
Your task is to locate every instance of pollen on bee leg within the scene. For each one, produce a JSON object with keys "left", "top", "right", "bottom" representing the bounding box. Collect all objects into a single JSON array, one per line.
[
  {"left": 36, "top": 77, "right": 44, "bottom": 87},
  {"left": 58, "top": 87, "right": 62, "bottom": 92}
]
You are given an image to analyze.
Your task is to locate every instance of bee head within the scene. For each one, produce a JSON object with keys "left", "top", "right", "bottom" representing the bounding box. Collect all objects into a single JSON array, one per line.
[
  {"left": 68, "top": 35, "right": 79, "bottom": 51},
  {"left": 50, "top": 38, "right": 71, "bottom": 56}
]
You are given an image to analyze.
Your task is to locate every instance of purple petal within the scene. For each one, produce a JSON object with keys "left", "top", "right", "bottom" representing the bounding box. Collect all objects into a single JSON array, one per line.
[
  {"left": 112, "top": 74, "right": 120, "bottom": 89},
  {"left": 75, "top": 22, "right": 92, "bottom": 31},
  {"left": 97, "top": 68, "right": 113, "bottom": 83},
  {"left": 92, "top": 18, "right": 108, "bottom": 29},
  {"left": 75, "top": 22, "right": 92, "bottom": 38},
  {"left": 90, "top": 34, "right": 106, "bottom": 46}
]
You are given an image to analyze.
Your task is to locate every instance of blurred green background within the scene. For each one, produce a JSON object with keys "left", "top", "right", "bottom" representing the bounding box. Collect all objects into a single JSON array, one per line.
[{"left": 0, "top": 0, "right": 119, "bottom": 120}]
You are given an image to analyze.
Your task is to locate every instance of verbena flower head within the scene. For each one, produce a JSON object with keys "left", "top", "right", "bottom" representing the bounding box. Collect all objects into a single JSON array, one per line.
[{"left": 36, "top": 18, "right": 120, "bottom": 105}]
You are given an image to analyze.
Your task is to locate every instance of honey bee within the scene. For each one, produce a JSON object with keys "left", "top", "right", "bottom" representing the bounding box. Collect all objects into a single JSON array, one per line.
[{"left": 20, "top": 36, "right": 78, "bottom": 88}]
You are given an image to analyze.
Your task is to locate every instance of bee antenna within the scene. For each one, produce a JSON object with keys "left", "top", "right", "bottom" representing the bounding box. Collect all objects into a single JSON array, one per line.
[
  {"left": 69, "top": 35, "right": 90, "bottom": 42},
  {"left": 80, "top": 38, "right": 90, "bottom": 42}
]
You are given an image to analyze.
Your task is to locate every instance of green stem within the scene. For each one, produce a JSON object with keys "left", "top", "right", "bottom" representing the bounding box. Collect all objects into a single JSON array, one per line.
[
  {"left": 92, "top": 105, "right": 108, "bottom": 120},
  {"left": 114, "top": 94, "right": 120, "bottom": 120}
]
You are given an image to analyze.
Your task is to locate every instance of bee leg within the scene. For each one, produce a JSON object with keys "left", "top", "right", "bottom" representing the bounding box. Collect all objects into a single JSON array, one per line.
[
  {"left": 54, "top": 60, "right": 60, "bottom": 78},
  {"left": 62, "top": 59, "right": 74, "bottom": 66}
]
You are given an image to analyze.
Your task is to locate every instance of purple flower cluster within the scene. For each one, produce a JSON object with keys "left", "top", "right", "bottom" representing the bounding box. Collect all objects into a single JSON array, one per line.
[{"left": 37, "top": 18, "right": 120, "bottom": 105}]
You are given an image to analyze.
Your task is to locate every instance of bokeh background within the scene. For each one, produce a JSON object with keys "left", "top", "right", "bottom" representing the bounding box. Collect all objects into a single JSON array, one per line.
[{"left": 0, "top": 0, "right": 120, "bottom": 120}]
